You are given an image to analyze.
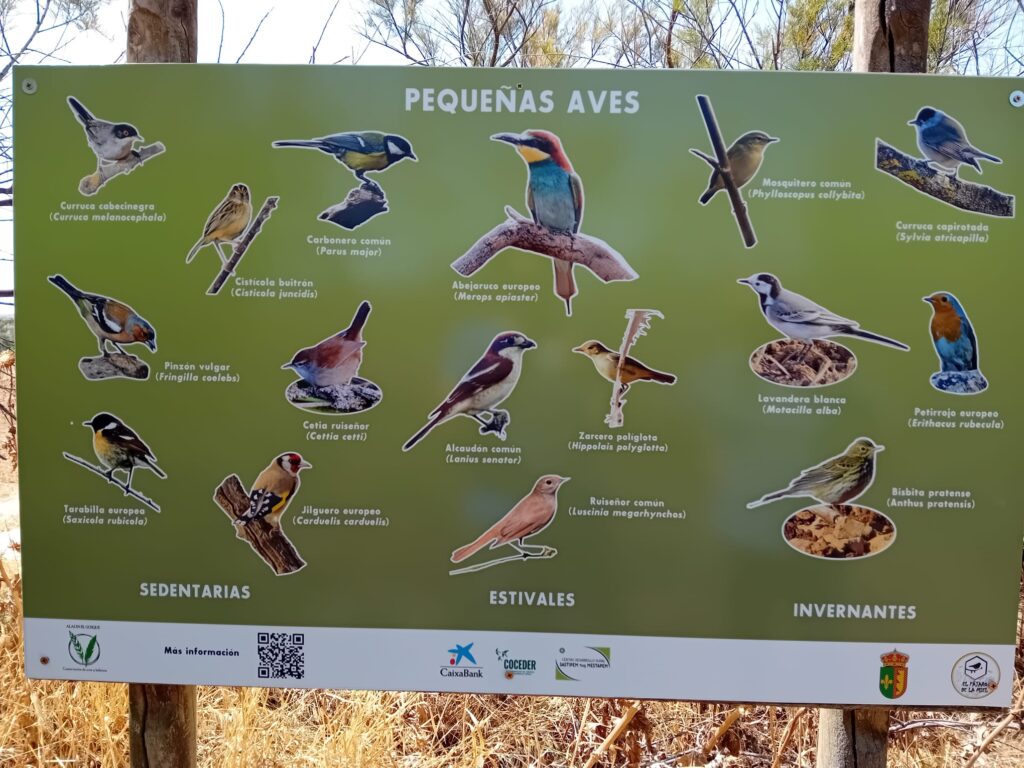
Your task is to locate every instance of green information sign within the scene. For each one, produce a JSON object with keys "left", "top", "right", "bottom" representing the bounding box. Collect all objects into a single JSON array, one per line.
[{"left": 14, "top": 64, "right": 1022, "bottom": 705}]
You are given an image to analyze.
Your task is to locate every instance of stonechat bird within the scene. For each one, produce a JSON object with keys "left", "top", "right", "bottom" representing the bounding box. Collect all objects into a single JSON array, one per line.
[
  {"left": 451, "top": 475, "right": 569, "bottom": 562},
  {"left": 238, "top": 453, "right": 311, "bottom": 527},
  {"left": 84, "top": 413, "right": 166, "bottom": 491},
  {"left": 403, "top": 331, "right": 536, "bottom": 451},
  {"left": 186, "top": 184, "right": 252, "bottom": 265},
  {"left": 67, "top": 96, "right": 143, "bottom": 165},
  {"left": 283, "top": 301, "right": 370, "bottom": 388},
  {"left": 573, "top": 340, "right": 676, "bottom": 393},
  {"left": 739, "top": 273, "right": 909, "bottom": 351},
  {"left": 49, "top": 274, "right": 156, "bottom": 356},
  {"left": 747, "top": 437, "right": 883, "bottom": 509}
]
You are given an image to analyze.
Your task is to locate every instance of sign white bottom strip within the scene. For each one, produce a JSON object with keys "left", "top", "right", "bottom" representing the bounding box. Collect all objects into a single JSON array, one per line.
[{"left": 24, "top": 618, "right": 1013, "bottom": 707}]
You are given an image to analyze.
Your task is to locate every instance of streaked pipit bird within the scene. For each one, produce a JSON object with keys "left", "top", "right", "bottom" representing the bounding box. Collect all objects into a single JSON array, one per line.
[
  {"left": 747, "top": 437, "right": 883, "bottom": 509},
  {"left": 186, "top": 183, "right": 252, "bottom": 266}
]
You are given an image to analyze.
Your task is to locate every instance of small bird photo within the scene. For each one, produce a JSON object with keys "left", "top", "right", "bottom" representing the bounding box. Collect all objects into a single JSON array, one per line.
[
  {"left": 738, "top": 272, "right": 908, "bottom": 388},
  {"left": 62, "top": 412, "right": 166, "bottom": 512},
  {"left": 67, "top": 95, "right": 165, "bottom": 196},
  {"left": 186, "top": 183, "right": 252, "bottom": 268},
  {"left": 876, "top": 106, "right": 1013, "bottom": 218},
  {"left": 697, "top": 130, "right": 778, "bottom": 206},
  {"left": 212, "top": 452, "right": 311, "bottom": 575},
  {"left": 48, "top": 274, "right": 156, "bottom": 381},
  {"left": 449, "top": 474, "right": 569, "bottom": 575},
  {"left": 923, "top": 291, "right": 988, "bottom": 394},
  {"left": 272, "top": 130, "right": 416, "bottom": 230},
  {"left": 573, "top": 309, "right": 674, "bottom": 428},
  {"left": 283, "top": 300, "right": 382, "bottom": 414},
  {"left": 403, "top": 331, "right": 536, "bottom": 451}
]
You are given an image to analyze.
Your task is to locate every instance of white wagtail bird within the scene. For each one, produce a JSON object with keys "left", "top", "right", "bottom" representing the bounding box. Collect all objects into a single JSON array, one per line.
[
  {"left": 403, "top": 332, "right": 536, "bottom": 451},
  {"left": 67, "top": 96, "right": 143, "bottom": 165},
  {"left": 908, "top": 107, "right": 1001, "bottom": 176},
  {"left": 738, "top": 273, "right": 909, "bottom": 352}
]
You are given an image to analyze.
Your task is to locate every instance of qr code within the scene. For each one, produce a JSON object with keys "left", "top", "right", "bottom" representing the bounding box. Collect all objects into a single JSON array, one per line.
[{"left": 257, "top": 632, "right": 305, "bottom": 680}]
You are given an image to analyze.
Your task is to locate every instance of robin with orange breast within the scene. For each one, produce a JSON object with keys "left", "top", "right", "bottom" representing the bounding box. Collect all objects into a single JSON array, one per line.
[{"left": 923, "top": 292, "right": 979, "bottom": 372}]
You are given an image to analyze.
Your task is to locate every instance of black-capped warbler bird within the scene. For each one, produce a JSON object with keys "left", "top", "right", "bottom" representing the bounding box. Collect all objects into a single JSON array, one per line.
[
  {"left": 67, "top": 96, "right": 143, "bottom": 165},
  {"left": 272, "top": 131, "right": 416, "bottom": 182},
  {"left": 908, "top": 107, "right": 1001, "bottom": 176},
  {"left": 186, "top": 184, "right": 252, "bottom": 266},
  {"left": 49, "top": 274, "right": 156, "bottom": 356},
  {"left": 84, "top": 413, "right": 166, "bottom": 491},
  {"left": 238, "top": 453, "right": 312, "bottom": 527},
  {"left": 699, "top": 131, "right": 778, "bottom": 204},
  {"left": 747, "top": 437, "right": 883, "bottom": 509},
  {"left": 403, "top": 332, "right": 536, "bottom": 451}
]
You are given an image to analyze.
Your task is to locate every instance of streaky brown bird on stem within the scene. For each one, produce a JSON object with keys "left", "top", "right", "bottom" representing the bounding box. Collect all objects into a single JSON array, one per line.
[{"left": 451, "top": 475, "right": 569, "bottom": 563}]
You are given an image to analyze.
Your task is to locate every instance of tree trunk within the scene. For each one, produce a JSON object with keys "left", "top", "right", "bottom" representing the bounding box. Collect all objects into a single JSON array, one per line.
[
  {"left": 126, "top": 4, "right": 198, "bottom": 766},
  {"left": 852, "top": 0, "right": 930, "bottom": 73},
  {"left": 816, "top": 2, "right": 931, "bottom": 766},
  {"left": 127, "top": 0, "right": 197, "bottom": 63}
]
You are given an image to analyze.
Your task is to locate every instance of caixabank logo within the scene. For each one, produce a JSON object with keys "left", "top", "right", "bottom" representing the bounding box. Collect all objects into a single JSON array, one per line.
[
  {"left": 879, "top": 649, "right": 909, "bottom": 699},
  {"left": 441, "top": 642, "right": 482, "bottom": 679},
  {"left": 555, "top": 646, "right": 611, "bottom": 681},
  {"left": 63, "top": 624, "right": 107, "bottom": 673}
]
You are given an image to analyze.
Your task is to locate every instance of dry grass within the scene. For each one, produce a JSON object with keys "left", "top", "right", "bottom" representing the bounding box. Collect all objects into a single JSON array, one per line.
[{"left": 3, "top": 529, "right": 1022, "bottom": 768}]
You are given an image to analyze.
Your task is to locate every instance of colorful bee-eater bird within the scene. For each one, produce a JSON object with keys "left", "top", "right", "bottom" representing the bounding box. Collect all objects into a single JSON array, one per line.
[
  {"left": 924, "top": 292, "right": 979, "bottom": 372},
  {"left": 492, "top": 130, "right": 583, "bottom": 314}
]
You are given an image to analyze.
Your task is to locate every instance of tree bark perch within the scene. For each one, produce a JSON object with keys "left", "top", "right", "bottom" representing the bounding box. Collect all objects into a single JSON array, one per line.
[{"left": 213, "top": 474, "right": 306, "bottom": 575}]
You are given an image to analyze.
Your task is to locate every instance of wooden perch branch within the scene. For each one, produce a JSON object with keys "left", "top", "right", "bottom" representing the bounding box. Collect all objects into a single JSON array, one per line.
[
  {"left": 213, "top": 474, "right": 305, "bottom": 575},
  {"left": 448, "top": 545, "right": 556, "bottom": 576},
  {"left": 693, "top": 95, "right": 758, "bottom": 248},
  {"left": 79, "top": 143, "right": 166, "bottom": 196},
  {"left": 78, "top": 353, "right": 148, "bottom": 381},
  {"left": 875, "top": 139, "right": 1014, "bottom": 217},
  {"left": 451, "top": 207, "right": 637, "bottom": 312},
  {"left": 62, "top": 452, "right": 161, "bottom": 512},
  {"left": 208, "top": 196, "right": 280, "bottom": 295}
]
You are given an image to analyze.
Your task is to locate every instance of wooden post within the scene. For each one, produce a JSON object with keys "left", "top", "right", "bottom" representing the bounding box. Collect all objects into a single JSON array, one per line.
[
  {"left": 126, "top": 2, "right": 198, "bottom": 767},
  {"left": 814, "top": 3, "right": 932, "bottom": 767}
]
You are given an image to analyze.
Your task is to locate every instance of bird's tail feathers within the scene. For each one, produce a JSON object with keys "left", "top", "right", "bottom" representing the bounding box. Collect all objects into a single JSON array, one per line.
[
  {"left": 48, "top": 274, "right": 83, "bottom": 300},
  {"left": 970, "top": 149, "right": 1001, "bottom": 165},
  {"left": 746, "top": 489, "right": 788, "bottom": 509},
  {"left": 185, "top": 239, "right": 204, "bottom": 263},
  {"left": 403, "top": 412, "right": 446, "bottom": 452},
  {"left": 451, "top": 533, "right": 498, "bottom": 563},
  {"left": 145, "top": 458, "right": 167, "bottom": 479},
  {"left": 698, "top": 188, "right": 716, "bottom": 205},
  {"left": 343, "top": 300, "right": 372, "bottom": 339},
  {"left": 67, "top": 96, "right": 92, "bottom": 124},
  {"left": 649, "top": 370, "right": 676, "bottom": 385},
  {"left": 846, "top": 327, "right": 909, "bottom": 351}
]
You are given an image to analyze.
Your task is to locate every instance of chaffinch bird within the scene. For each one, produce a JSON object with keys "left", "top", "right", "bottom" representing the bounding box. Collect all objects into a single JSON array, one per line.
[
  {"left": 924, "top": 292, "right": 979, "bottom": 372},
  {"left": 283, "top": 301, "right": 371, "bottom": 388},
  {"left": 451, "top": 475, "right": 569, "bottom": 563},
  {"left": 492, "top": 130, "right": 583, "bottom": 313},
  {"left": 573, "top": 340, "right": 676, "bottom": 393},
  {"left": 238, "top": 453, "right": 312, "bottom": 527},
  {"left": 403, "top": 331, "right": 536, "bottom": 451},
  {"left": 699, "top": 131, "right": 778, "bottom": 204},
  {"left": 67, "top": 96, "right": 143, "bottom": 165},
  {"left": 738, "top": 273, "right": 909, "bottom": 352},
  {"left": 748, "top": 437, "right": 883, "bottom": 509},
  {"left": 272, "top": 131, "right": 416, "bottom": 182},
  {"left": 84, "top": 413, "right": 165, "bottom": 491},
  {"left": 186, "top": 184, "right": 252, "bottom": 265},
  {"left": 909, "top": 107, "right": 1001, "bottom": 176},
  {"left": 49, "top": 274, "right": 156, "bottom": 356}
]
